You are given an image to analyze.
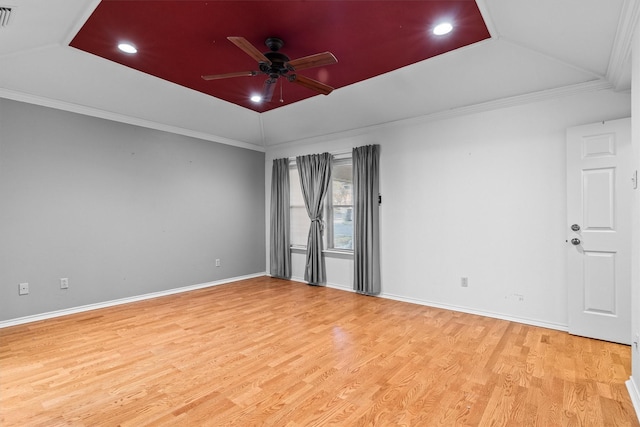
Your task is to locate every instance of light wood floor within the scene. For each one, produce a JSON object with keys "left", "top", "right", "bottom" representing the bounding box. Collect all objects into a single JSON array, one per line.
[{"left": 1, "top": 276, "right": 637, "bottom": 426}]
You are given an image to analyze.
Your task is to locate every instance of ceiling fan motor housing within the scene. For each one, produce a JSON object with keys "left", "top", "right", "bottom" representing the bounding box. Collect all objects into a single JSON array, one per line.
[
  {"left": 260, "top": 37, "right": 291, "bottom": 78},
  {"left": 261, "top": 52, "right": 290, "bottom": 78}
]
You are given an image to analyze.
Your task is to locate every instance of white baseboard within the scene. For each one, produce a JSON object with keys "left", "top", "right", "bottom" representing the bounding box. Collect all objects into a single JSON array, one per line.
[
  {"left": 627, "top": 377, "right": 640, "bottom": 423},
  {"left": 380, "top": 292, "right": 569, "bottom": 332},
  {"left": 326, "top": 282, "right": 355, "bottom": 293},
  {"left": 284, "top": 277, "right": 567, "bottom": 332},
  {"left": 0, "top": 273, "right": 266, "bottom": 329},
  {"left": 287, "top": 275, "right": 354, "bottom": 293},
  {"left": 289, "top": 275, "right": 306, "bottom": 284}
]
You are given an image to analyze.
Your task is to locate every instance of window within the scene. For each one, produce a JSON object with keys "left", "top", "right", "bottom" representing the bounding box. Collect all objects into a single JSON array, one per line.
[
  {"left": 289, "top": 155, "right": 353, "bottom": 251},
  {"left": 327, "top": 159, "right": 353, "bottom": 250},
  {"left": 289, "top": 166, "right": 310, "bottom": 247}
]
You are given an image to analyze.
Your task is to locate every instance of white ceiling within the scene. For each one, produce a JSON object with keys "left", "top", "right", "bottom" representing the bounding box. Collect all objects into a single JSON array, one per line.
[{"left": 0, "top": 0, "right": 636, "bottom": 150}]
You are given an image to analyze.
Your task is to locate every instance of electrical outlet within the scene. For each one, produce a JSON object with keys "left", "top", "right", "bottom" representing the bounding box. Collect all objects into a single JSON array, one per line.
[
  {"left": 19, "top": 282, "right": 29, "bottom": 295},
  {"left": 506, "top": 293, "right": 524, "bottom": 302},
  {"left": 461, "top": 277, "right": 468, "bottom": 287},
  {"left": 215, "top": 259, "right": 221, "bottom": 267},
  {"left": 60, "top": 278, "right": 69, "bottom": 289}
]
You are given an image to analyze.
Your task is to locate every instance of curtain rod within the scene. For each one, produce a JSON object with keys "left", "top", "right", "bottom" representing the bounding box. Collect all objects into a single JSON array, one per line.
[{"left": 287, "top": 149, "right": 351, "bottom": 162}]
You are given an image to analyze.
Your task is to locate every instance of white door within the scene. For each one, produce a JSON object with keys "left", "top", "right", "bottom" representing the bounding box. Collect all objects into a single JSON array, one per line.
[{"left": 567, "top": 118, "right": 632, "bottom": 345}]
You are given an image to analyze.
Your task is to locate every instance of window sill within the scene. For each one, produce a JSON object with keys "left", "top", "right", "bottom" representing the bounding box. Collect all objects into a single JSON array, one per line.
[
  {"left": 290, "top": 246, "right": 353, "bottom": 259},
  {"left": 324, "top": 249, "right": 354, "bottom": 259},
  {"left": 290, "top": 246, "right": 306, "bottom": 254}
]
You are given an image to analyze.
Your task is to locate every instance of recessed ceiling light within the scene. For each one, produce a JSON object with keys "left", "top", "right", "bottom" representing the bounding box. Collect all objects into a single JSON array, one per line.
[
  {"left": 433, "top": 22, "right": 453, "bottom": 36},
  {"left": 118, "top": 43, "right": 137, "bottom": 54},
  {"left": 250, "top": 95, "right": 262, "bottom": 103}
]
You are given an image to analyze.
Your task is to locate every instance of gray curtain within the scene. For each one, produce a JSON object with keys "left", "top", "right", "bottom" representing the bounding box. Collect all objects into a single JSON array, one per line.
[
  {"left": 270, "top": 158, "right": 291, "bottom": 279},
  {"left": 296, "top": 153, "right": 332, "bottom": 285},
  {"left": 353, "top": 145, "right": 380, "bottom": 295}
]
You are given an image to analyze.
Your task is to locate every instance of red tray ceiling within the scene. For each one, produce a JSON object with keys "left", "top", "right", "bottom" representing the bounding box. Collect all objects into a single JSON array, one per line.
[{"left": 70, "top": 1, "right": 490, "bottom": 113}]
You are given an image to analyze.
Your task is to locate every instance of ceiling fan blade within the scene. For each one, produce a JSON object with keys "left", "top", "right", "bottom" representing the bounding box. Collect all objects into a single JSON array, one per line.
[
  {"left": 227, "top": 36, "right": 272, "bottom": 65},
  {"left": 201, "top": 70, "right": 257, "bottom": 80},
  {"left": 290, "top": 74, "right": 334, "bottom": 96},
  {"left": 287, "top": 52, "right": 337, "bottom": 71},
  {"left": 262, "top": 78, "right": 277, "bottom": 102}
]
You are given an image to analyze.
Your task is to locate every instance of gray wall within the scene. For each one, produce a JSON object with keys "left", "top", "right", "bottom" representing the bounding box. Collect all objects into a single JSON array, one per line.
[{"left": 0, "top": 99, "right": 265, "bottom": 321}]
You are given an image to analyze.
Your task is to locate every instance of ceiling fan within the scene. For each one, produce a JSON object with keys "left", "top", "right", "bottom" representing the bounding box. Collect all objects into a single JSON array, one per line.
[{"left": 202, "top": 37, "right": 338, "bottom": 102}]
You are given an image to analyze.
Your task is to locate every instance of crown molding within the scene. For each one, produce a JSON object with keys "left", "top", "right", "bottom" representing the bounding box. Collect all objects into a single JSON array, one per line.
[
  {"left": 3, "top": 78, "right": 615, "bottom": 156},
  {"left": 0, "top": 88, "right": 265, "bottom": 152},
  {"left": 265, "top": 79, "right": 615, "bottom": 152},
  {"left": 607, "top": 0, "right": 640, "bottom": 90}
]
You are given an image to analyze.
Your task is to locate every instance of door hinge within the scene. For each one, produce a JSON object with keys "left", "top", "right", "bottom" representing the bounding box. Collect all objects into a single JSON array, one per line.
[{"left": 633, "top": 170, "right": 638, "bottom": 190}]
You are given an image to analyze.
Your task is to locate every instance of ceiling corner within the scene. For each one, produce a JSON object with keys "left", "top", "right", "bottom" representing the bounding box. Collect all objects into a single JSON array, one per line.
[
  {"left": 258, "top": 113, "right": 267, "bottom": 148},
  {"left": 61, "top": 0, "right": 100, "bottom": 46},
  {"left": 475, "top": 0, "right": 500, "bottom": 39}
]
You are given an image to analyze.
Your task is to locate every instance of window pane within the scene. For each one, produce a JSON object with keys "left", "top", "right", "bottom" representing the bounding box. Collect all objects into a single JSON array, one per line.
[
  {"left": 331, "top": 161, "right": 353, "bottom": 250},
  {"left": 332, "top": 163, "right": 352, "bottom": 205},
  {"left": 333, "top": 207, "right": 353, "bottom": 249},
  {"left": 290, "top": 206, "right": 310, "bottom": 246},
  {"left": 290, "top": 168, "right": 306, "bottom": 206},
  {"left": 290, "top": 167, "right": 309, "bottom": 246}
]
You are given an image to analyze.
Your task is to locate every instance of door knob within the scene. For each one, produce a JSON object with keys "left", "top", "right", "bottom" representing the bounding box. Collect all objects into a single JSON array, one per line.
[
  {"left": 571, "top": 238, "right": 581, "bottom": 245},
  {"left": 571, "top": 224, "right": 580, "bottom": 231}
]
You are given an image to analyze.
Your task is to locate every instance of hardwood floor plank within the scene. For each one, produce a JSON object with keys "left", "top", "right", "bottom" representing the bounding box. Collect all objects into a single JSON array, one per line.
[{"left": 1, "top": 277, "right": 638, "bottom": 426}]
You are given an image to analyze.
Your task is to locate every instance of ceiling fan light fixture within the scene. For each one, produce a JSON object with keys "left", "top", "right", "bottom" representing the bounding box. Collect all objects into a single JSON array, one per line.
[
  {"left": 433, "top": 22, "right": 453, "bottom": 36},
  {"left": 250, "top": 95, "right": 262, "bottom": 103},
  {"left": 118, "top": 43, "right": 137, "bottom": 54}
]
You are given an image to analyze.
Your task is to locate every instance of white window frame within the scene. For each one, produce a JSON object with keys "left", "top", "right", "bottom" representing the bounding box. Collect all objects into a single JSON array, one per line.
[{"left": 288, "top": 152, "right": 354, "bottom": 257}]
